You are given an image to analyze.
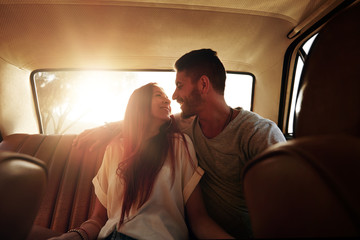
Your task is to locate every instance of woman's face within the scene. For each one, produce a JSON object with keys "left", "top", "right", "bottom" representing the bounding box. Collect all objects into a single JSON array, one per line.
[{"left": 151, "top": 85, "right": 171, "bottom": 124}]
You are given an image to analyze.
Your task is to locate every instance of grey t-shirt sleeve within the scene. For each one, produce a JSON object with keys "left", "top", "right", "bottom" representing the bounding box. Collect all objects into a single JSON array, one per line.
[{"left": 245, "top": 120, "right": 286, "bottom": 160}]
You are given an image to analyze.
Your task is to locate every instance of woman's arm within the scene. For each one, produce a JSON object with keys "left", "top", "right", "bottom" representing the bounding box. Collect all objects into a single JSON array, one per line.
[
  {"left": 49, "top": 198, "right": 108, "bottom": 240},
  {"left": 186, "top": 184, "right": 234, "bottom": 239}
]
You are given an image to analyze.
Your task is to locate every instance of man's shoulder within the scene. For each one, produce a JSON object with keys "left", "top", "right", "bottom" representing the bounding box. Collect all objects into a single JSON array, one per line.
[
  {"left": 235, "top": 108, "right": 275, "bottom": 125},
  {"left": 173, "top": 113, "right": 195, "bottom": 132},
  {"left": 234, "top": 108, "right": 264, "bottom": 126},
  {"left": 234, "top": 108, "right": 285, "bottom": 139}
]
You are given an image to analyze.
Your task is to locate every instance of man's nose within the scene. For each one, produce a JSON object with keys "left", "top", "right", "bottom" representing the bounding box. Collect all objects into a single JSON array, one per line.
[{"left": 172, "top": 89, "right": 177, "bottom": 100}]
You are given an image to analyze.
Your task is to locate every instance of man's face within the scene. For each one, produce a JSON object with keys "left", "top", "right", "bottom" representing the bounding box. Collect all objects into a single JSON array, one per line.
[{"left": 172, "top": 71, "right": 202, "bottom": 118}]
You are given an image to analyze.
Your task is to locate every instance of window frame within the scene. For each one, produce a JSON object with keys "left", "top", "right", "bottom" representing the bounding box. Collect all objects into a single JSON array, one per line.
[
  {"left": 30, "top": 69, "right": 254, "bottom": 134},
  {"left": 280, "top": 35, "right": 318, "bottom": 139},
  {"left": 278, "top": 1, "right": 353, "bottom": 139}
]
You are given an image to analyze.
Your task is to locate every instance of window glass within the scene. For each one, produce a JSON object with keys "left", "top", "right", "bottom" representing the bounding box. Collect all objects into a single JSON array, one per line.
[
  {"left": 287, "top": 57, "right": 304, "bottom": 134},
  {"left": 287, "top": 34, "right": 318, "bottom": 135},
  {"left": 302, "top": 34, "right": 318, "bottom": 54},
  {"left": 33, "top": 71, "right": 253, "bottom": 134}
]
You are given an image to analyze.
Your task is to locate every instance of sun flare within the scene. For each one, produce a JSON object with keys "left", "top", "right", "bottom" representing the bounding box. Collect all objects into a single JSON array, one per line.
[{"left": 35, "top": 71, "right": 252, "bottom": 134}]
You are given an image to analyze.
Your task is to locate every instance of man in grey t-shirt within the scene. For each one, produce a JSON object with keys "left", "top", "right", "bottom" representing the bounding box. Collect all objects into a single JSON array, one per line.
[{"left": 172, "top": 49, "right": 286, "bottom": 238}]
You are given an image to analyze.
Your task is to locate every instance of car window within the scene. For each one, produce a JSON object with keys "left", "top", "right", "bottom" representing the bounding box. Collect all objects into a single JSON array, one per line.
[
  {"left": 287, "top": 34, "right": 318, "bottom": 135},
  {"left": 32, "top": 70, "right": 253, "bottom": 134}
]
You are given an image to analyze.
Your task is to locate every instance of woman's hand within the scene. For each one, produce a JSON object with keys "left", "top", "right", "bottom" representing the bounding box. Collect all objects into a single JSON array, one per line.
[
  {"left": 49, "top": 198, "right": 107, "bottom": 240},
  {"left": 48, "top": 231, "right": 82, "bottom": 240}
]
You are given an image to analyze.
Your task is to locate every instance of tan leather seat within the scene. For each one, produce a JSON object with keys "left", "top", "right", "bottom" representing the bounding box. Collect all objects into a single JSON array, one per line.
[
  {"left": 0, "top": 134, "right": 107, "bottom": 239},
  {"left": 242, "top": 2, "right": 360, "bottom": 238},
  {"left": 0, "top": 151, "right": 47, "bottom": 240}
]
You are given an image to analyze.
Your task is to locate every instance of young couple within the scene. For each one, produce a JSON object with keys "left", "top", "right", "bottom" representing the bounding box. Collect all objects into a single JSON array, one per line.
[{"left": 54, "top": 49, "right": 285, "bottom": 240}]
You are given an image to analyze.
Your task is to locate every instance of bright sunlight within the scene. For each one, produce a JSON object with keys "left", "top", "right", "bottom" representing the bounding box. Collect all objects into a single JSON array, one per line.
[{"left": 33, "top": 71, "right": 253, "bottom": 134}]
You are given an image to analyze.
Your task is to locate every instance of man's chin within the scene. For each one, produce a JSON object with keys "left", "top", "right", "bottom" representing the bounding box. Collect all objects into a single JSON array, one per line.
[{"left": 181, "top": 111, "right": 196, "bottom": 119}]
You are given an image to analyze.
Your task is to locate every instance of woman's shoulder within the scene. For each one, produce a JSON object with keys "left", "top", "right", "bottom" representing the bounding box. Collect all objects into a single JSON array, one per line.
[
  {"left": 108, "top": 137, "right": 123, "bottom": 146},
  {"left": 105, "top": 138, "right": 124, "bottom": 155},
  {"left": 171, "top": 132, "right": 192, "bottom": 144},
  {"left": 170, "top": 133, "right": 196, "bottom": 157}
]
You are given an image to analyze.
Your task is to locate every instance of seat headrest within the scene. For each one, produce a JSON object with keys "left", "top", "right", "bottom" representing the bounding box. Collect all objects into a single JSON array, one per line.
[{"left": 295, "top": 3, "right": 360, "bottom": 138}]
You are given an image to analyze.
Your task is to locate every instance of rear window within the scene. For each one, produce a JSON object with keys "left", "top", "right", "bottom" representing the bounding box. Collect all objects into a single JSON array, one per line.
[{"left": 32, "top": 70, "right": 253, "bottom": 134}]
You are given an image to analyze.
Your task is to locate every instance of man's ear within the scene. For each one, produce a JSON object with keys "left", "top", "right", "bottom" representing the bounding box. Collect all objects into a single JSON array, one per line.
[{"left": 198, "top": 75, "right": 210, "bottom": 94}]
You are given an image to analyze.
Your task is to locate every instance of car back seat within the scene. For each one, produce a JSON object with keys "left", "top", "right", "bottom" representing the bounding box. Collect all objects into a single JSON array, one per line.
[{"left": 0, "top": 133, "right": 107, "bottom": 239}]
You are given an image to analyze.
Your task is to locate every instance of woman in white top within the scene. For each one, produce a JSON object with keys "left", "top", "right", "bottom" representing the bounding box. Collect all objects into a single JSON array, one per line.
[{"left": 51, "top": 83, "right": 233, "bottom": 240}]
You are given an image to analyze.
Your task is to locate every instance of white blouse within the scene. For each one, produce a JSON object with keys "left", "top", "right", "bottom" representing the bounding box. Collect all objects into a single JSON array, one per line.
[{"left": 93, "top": 133, "right": 204, "bottom": 240}]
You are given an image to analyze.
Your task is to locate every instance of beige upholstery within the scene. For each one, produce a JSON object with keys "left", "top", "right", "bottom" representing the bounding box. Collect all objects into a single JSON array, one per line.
[
  {"left": 0, "top": 134, "right": 107, "bottom": 240},
  {"left": 0, "top": 150, "right": 47, "bottom": 240},
  {"left": 242, "top": 2, "right": 360, "bottom": 238}
]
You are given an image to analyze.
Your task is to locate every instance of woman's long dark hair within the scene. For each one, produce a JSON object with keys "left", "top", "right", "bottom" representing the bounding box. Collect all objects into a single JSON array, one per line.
[{"left": 117, "top": 83, "right": 193, "bottom": 225}]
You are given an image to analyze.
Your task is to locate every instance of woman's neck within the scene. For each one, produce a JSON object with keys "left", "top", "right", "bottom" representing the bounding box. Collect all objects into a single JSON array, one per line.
[{"left": 145, "top": 121, "right": 162, "bottom": 139}]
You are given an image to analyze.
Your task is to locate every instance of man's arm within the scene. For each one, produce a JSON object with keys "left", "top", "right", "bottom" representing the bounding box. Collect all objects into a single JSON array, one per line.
[
  {"left": 186, "top": 184, "right": 234, "bottom": 239},
  {"left": 248, "top": 120, "right": 286, "bottom": 159},
  {"left": 72, "top": 121, "right": 123, "bottom": 151}
]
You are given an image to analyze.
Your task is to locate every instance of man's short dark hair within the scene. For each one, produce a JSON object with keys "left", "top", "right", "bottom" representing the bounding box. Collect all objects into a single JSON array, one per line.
[{"left": 174, "top": 49, "right": 226, "bottom": 95}]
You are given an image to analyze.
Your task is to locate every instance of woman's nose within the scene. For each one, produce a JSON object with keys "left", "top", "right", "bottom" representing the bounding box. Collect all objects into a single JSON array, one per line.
[{"left": 163, "top": 97, "right": 170, "bottom": 104}]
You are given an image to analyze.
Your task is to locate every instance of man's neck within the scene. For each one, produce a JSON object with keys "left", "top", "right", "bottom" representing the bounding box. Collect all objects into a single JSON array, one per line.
[{"left": 197, "top": 103, "right": 234, "bottom": 139}]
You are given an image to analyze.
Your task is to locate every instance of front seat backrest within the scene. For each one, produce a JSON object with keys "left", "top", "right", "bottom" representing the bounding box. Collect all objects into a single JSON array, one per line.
[
  {"left": 242, "top": 2, "right": 360, "bottom": 238},
  {"left": 0, "top": 151, "right": 47, "bottom": 240},
  {"left": 294, "top": 2, "right": 360, "bottom": 138}
]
